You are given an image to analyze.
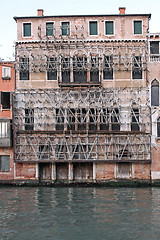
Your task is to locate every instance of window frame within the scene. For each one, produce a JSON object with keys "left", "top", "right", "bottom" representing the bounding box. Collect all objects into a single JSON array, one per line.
[
  {"left": 46, "top": 21, "right": 54, "bottom": 37},
  {"left": 61, "top": 21, "right": 70, "bottom": 36},
  {"left": 133, "top": 20, "right": 143, "bottom": 35},
  {"left": 2, "top": 67, "right": 11, "bottom": 79},
  {"left": 22, "top": 22, "right": 32, "bottom": 38},
  {"left": 105, "top": 20, "right": 114, "bottom": 36},
  {"left": 0, "top": 155, "right": 10, "bottom": 172},
  {"left": 103, "top": 55, "right": 114, "bottom": 80},
  {"left": 151, "top": 79, "right": 159, "bottom": 106},
  {"left": 89, "top": 21, "right": 98, "bottom": 36},
  {"left": 132, "top": 56, "right": 143, "bottom": 80},
  {"left": 46, "top": 56, "right": 58, "bottom": 81}
]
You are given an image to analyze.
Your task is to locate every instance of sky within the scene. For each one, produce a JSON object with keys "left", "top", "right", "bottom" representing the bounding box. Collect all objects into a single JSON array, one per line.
[{"left": 0, "top": 0, "right": 160, "bottom": 60}]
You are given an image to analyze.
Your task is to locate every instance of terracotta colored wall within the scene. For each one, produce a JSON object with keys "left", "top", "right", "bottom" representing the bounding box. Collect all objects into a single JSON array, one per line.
[
  {"left": 96, "top": 163, "right": 115, "bottom": 179},
  {"left": 15, "top": 163, "right": 37, "bottom": 179},
  {"left": 133, "top": 163, "right": 151, "bottom": 180}
]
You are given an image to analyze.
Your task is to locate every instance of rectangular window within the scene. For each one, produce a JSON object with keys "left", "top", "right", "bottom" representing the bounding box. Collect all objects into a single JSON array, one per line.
[
  {"left": 38, "top": 145, "right": 50, "bottom": 160},
  {"left": 25, "top": 109, "right": 34, "bottom": 130},
  {"left": 1, "top": 92, "right": 11, "bottom": 109},
  {"left": 2, "top": 67, "right": 11, "bottom": 79},
  {"left": 61, "top": 57, "right": 70, "bottom": 83},
  {"left": 131, "top": 109, "right": 139, "bottom": 131},
  {"left": 77, "top": 109, "right": 86, "bottom": 130},
  {"left": 23, "top": 23, "right": 31, "bottom": 37},
  {"left": 89, "top": 21, "right": 98, "bottom": 35},
  {"left": 47, "top": 57, "right": 57, "bottom": 80},
  {"left": 67, "top": 109, "right": 75, "bottom": 131},
  {"left": 150, "top": 41, "right": 159, "bottom": 54},
  {"left": 105, "top": 21, "right": 114, "bottom": 35},
  {"left": 0, "top": 155, "right": 10, "bottom": 172},
  {"left": 61, "top": 22, "right": 70, "bottom": 36},
  {"left": 46, "top": 22, "right": 54, "bottom": 36},
  {"left": 132, "top": 56, "right": 142, "bottom": 79},
  {"left": 0, "top": 122, "right": 8, "bottom": 138},
  {"left": 134, "top": 20, "right": 142, "bottom": 34},
  {"left": 100, "top": 108, "right": 109, "bottom": 130},
  {"left": 103, "top": 55, "right": 113, "bottom": 79},
  {"left": 73, "top": 56, "right": 87, "bottom": 83},
  {"left": 90, "top": 56, "right": 99, "bottom": 82},
  {"left": 19, "top": 57, "right": 29, "bottom": 80},
  {"left": 111, "top": 108, "right": 120, "bottom": 131},
  {"left": 56, "top": 109, "right": 64, "bottom": 131},
  {"left": 89, "top": 109, "right": 97, "bottom": 130}
]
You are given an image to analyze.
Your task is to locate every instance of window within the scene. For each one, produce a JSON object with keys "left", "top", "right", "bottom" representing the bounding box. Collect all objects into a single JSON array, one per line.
[
  {"left": 61, "top": 22, "right": 70, "bottom": 36},
  {"left": 72, "top": 145, "right": 87, "bottom": 160},
  {"left": 61, "top": 57, "right": 70, "bottom": 83},
  {"left": 157, "top": 118, "right": 160, "bottom": 138},
  {"left": 0, "top": 122, "right": 8, "bottom": 138},
  {"left": 100, "top": 108, "right": 109, "bottom": 130},
  {"left": 77, "top": 109, "right": 87, "bottom": 130},
  {"left": 56, "top": 109, "right": 64, "bottom": 131},
  {"left": 131, "top": 109, "right": 139, "bottom": 131},
  {"left": 1, "top": 92, "right": 11, "bottom": 109},
  {"left": 151, "top": 79, "right": 159, "bottom": 106},
  {"left": 103, "top": 55, "right": 113, "bottom": 79},
  {"left": 0, "top": 155, "right": 10, "bottom": 172},
  {"left": 134, "top": 20, "right": 142, "bottom": 34},
  {"left": 150, "top": 41, "right": 159, "bottom": 54},
  {"left": 2, "top": 67, "right": 11, "bottom": 79},
  {"left": 55, "top": 145, "right": 68, "bottom": 160},
  {"left": 89, "top": 109, "right": 97, "bottom": 130},
  {"left": 111, "top": 108, "right": 120, "bottom": 131},
  {"left": 67, "top": 109, "right": 75, "bottom": 131},
  {"left": 90, "top": 56, "right": 99, "bottom": 82},
  {"left": 47, "top": 57, "right": 57, "bottom": 80},
  {"left": 23, "top": 23, "right": 31, "bottom": 37},
  {"left": 46, "top": 22, "right": 54, "bottom": 36},
  {"left": 25, "top": 108, "right": 34, "bottom": 130},
  {"left": 132, "top": 56, "right": 142, "bottom": 79},
  {"left": 105, "top": 21, "right": 114, "bottom": 35},
  {"left": 19, "top": 57, "right": 29, "bottom": 80},
  {"left": 89, "top": 21, "right": 98, "bottom": 35},
  {"left": 73, "top": 56, "right": 87, "bottom": 83},
  {"left": 38, "top": 145, "right": 50, "bottom": 160}
]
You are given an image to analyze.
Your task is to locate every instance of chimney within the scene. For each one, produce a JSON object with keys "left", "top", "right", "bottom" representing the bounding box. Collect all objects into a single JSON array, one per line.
[
  {"left": 37, "top": 9, "right": 44, "bottom": 17},
  {"left": 119, "top": 7, "right": 126, "bottom": 15}
]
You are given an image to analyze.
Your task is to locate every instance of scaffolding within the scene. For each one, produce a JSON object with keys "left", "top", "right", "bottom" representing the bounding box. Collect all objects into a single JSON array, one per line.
[{"left": 14, "top": 88, "right": 151, "bottom": 163}]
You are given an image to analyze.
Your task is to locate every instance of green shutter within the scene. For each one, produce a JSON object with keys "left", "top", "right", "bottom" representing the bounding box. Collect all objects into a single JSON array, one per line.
[
  {"left": 46, "top": 22, "right": 54, "bottom": 36},
  {"left": 0, "top": 156, "right": 10, "bottom": 172},
  {"left": 134, "top": 21, "right": 142, "bottom": 34},
  {"left": 105, "top": 21, "right": 114, "bottom": 35},
  {"left": 89, "top": 22, "right": 98, "bottom": 35},
  {"left": 62, "top": 22, "right": 70, "bottom": 36},
  {"left": 23, "top": 23, "right": 31, "bottom": 37}
]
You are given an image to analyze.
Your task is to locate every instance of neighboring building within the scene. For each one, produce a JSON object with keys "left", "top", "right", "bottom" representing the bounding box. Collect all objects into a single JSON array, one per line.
[
  {"left": 148, "top": 34, "right": 160, "bottom": 180},
  {"left": 13, "top": 8, "right": 151, "bottom": 182},
  {"left": 0, "top": 62, "right": 15, "bottom": 180}
]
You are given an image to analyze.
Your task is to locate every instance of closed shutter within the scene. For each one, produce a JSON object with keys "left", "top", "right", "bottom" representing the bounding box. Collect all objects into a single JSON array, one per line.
[
  {"left": 89, "top": 22, "right": 97, "bottom": 35},
  {"left": 105, "top": 21, "right": 114, "bottom": 35},
  {"left": 134, "top": 21, "right": 142, "bottom": 34},
  {"left": 23, "top": 23, "right": 31, "bottom": 37}
]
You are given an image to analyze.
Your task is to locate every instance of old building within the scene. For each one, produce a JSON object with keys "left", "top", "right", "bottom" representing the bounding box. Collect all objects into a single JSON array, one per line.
[
  {"left": 148, "top": 34, "right": 160, "bottom": 180},
  {"left": 13, "top": 8, "right": 151, "bottom": 182},
  {"left": 0, "top": 61, "right": 15, "bottom": 180}
]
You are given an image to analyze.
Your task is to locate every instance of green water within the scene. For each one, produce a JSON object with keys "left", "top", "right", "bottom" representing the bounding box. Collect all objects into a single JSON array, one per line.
[{"left": 0, "top": 187, "right": 160, "bottom": 240}]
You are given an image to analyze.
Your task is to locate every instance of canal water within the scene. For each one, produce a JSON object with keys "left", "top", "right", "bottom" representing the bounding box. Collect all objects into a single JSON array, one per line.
[{"left": 1, "top": 187, "right": 160, "bottom": 240}]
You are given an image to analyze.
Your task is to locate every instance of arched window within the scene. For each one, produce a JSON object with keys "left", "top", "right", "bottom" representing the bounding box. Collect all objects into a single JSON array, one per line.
[
  {"left": 157, "top": 117, "right": 160, "bottom": 138},
  {"left": 151, "top": 79, "right": 159, "bottom": 106}
]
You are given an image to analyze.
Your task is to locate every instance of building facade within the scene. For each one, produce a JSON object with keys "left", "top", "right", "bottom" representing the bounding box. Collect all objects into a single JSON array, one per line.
[
  {"left": 13, "top": 8, "right": 152, "bottom": 182},
  {"left": 0, "top": 61, "right": 15, "bottom": 180}
]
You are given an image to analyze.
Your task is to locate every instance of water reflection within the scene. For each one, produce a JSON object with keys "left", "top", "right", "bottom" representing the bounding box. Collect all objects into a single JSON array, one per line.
[{"left": 0, "top": 187, "right": 160, "bottom": 240}]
